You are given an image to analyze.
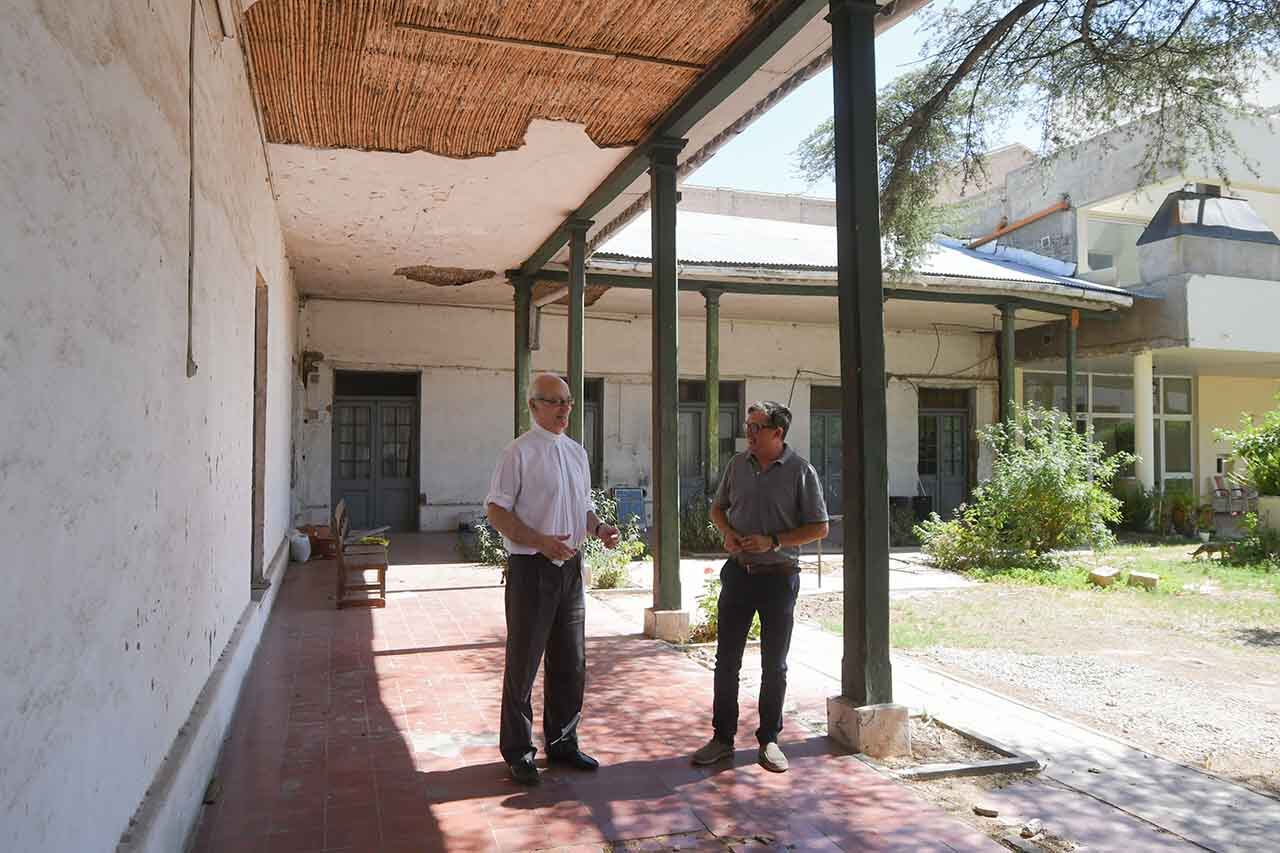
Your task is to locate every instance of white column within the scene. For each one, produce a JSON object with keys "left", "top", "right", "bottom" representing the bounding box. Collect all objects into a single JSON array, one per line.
[{"left": 1133, "top": 350, "right": 1156, "bottom": 492}]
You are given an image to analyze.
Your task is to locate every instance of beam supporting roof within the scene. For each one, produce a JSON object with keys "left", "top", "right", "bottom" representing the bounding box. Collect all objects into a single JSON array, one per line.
[
  {"left": 524, "top": 268, "right": 1106, "bottom": 316},
  {"left": 517, "top": 0, "right": 829, "bottom": 278}
]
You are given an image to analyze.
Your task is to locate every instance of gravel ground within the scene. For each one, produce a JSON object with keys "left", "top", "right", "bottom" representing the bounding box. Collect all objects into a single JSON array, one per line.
[
  {"left": 795, "top": 588, "right": 1280, "bottom": 797},
  {"left": 914, "top": 646, "right": 1280, "bottom": 796}
]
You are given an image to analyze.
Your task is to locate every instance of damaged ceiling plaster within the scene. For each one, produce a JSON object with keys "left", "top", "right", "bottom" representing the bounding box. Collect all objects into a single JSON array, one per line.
[{"left": 394, "top": 265, "right": 496, "bottom": 287}]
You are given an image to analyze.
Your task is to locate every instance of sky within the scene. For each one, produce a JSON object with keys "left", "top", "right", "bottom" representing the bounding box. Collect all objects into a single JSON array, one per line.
[{"left": 686, "top": 8, "right": 1280, "bottom": 199}]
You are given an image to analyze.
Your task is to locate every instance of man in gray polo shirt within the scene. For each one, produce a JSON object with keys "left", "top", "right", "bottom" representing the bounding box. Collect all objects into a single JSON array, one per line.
[{"left": 691, "top": 401, "right": 829, "bottom": 773}]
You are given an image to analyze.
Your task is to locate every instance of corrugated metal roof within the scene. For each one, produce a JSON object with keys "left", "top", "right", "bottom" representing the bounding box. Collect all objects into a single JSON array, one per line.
[{"left": 597, "top": 210, "right": 1131, "bottom": 299}]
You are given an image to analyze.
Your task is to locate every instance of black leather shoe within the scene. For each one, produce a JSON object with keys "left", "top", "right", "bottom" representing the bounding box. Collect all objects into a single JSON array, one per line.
[
  {"left": 508, "top": 758, "right": 541, "bottom": 785},
  {"left": 548, "top": 749, "right": 600, "bottom": 771}
]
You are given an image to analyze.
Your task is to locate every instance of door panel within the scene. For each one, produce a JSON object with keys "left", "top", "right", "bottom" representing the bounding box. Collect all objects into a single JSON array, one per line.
[
  {"left": 678, "top": 409, "right": 704, "bottom": 502},
  {"left": 333, "top": 397, "right": 417, "bottom": 531},
  {"left": 811, "top": 411, "right": 842, "bottom": 511},
  {"left": 918, "top": 410, "right": 967, "bottom": 518}
]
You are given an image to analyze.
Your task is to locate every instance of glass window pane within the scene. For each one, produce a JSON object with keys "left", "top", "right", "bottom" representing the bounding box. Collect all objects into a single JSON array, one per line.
[
  {"left": 1163, "top": 378, "right": 1192, "bottom": 415},
  {"left": 1092, "top": 375, "right": 1134, "bottom": 414},
  {"left": 1023, "top": 372, "right": 1063, "bottom": 410},
  {"left": 1164, "top": 420, "right": 1192, "bottom": 473},
  {"left": 1092, "top": 417, "right": 1136, "bottom": 476}
]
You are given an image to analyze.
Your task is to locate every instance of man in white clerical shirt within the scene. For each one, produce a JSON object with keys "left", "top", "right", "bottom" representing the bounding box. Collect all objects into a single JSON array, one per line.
[{"left": 485, "top": 373, "right": 620, "bottom": 786}]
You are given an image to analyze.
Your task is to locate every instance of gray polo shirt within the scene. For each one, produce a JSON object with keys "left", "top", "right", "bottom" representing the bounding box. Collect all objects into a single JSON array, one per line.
[{"left": 713, "top": 445, "right": 829, "bottom": 572}]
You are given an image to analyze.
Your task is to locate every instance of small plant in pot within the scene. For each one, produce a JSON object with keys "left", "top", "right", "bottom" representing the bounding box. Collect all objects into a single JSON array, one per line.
[{"left": 1197, "top": 504, "right": 1215, "bottom": 542}]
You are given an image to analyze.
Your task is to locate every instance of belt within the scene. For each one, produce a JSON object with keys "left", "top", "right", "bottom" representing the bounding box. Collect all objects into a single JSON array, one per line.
[{"left": 733, "top": 557, "right": 800, "bottom": 576}]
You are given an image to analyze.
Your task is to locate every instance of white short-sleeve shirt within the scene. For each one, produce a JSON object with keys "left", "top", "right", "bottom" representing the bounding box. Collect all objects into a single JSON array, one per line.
[{"left": 485, "top": 423, "right": 593, "bottom": 562}]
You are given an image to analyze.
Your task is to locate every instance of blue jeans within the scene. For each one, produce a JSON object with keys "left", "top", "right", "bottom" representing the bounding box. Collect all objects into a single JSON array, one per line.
[{"left": 711, "top": 558, "right": 801, "bottom": 746}]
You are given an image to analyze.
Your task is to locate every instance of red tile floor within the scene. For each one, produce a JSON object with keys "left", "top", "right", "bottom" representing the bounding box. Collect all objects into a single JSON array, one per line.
[{"left": 192, "top": 536, "right": 997, "bottom": 852}]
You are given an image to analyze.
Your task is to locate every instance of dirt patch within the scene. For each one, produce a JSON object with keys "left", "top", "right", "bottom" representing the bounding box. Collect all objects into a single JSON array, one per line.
[
  {"left": 877, "top": 716, "right": 1005, "bottom": 770},
  {"left": 797, "top": 582, "right": 1280, "bottom": 797}
]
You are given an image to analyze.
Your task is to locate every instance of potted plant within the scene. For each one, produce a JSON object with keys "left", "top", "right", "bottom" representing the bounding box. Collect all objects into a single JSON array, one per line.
[
  {"left": 1196, "top": 503, "right": 1214, "bottom": 542},
  {"left": 1165, "top": 486, "right": 1195, "bottom": 537}
]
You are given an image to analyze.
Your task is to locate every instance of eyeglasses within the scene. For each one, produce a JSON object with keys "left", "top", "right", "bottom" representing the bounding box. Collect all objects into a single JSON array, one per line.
[
  {"left": 533, "top": 397, "right": 575, "bottom": 408},
  {"left": 744, "top": 421, "right": 778, "bottom": 435}
]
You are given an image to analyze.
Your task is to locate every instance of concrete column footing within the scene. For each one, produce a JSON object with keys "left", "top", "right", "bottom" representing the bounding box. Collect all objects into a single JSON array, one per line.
[
  {"left": 643, "top": 608, "right": 690, "bottom": 643},
  {"left": 826, "top": 697, "right": 911, "bottom": 758}
]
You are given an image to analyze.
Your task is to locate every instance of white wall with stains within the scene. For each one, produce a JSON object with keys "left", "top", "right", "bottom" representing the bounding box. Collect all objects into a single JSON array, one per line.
[
  {"left": 0, "top": 3, "right": 296, "bottom": 851},
  {"left": 300, "top": 300, "right": 997, "bottom": 530}
]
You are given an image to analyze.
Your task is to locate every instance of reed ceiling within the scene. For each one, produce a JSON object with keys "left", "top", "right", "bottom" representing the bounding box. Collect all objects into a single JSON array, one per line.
[{"left": 244, "top": 0, "right": 782, "bottom": 157}]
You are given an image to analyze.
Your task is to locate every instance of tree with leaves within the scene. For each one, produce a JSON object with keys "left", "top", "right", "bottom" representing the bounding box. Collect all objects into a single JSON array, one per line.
[{"left": 794, "top": 0, "right": 1280, "bottom": 273}]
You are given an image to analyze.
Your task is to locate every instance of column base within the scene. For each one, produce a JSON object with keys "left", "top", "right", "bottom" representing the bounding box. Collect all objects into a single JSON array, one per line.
[
  {"left": 826, "top": 697, "right": 910, "bottom": 758},
  {"left": 643, "top": 608, "right": 690, "bottom": 643}
]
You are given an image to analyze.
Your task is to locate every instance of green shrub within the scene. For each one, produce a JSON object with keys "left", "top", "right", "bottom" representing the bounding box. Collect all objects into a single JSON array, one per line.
[
  {"left": 582, "top": 491, "right": 647, "bottom": 589},
  {"left": 457, "top": 518, "right": 507, "bottom": 566},
  {"left": 1215, "top": 394, "right": 1280, "bottom": 496},
  {"left": 1227, "top": 513, "right": 1280, "bottom": 568},
  {"left": 1112, "top": 481, "right": 1154, "bottom": 532},
  {"left": 458, "top": 490, "right": 648, "bottom": 588},
  {"left": 680, "top": 496, "right": 725, "bottom": 554},
  {"left": 915, "top": 404, "right": 1133, "bottom": 572},
  {"left": 689, "top": 571, "right": 760, "bottom": 643}
]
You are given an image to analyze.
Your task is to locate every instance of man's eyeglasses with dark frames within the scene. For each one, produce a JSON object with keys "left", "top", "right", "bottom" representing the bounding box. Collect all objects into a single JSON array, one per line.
[
  {"left": 744, "top": 421, "right": 779, "bottom": 435},
  {"left": 533, "top": 397, "right": 575, "bottom": 408}
]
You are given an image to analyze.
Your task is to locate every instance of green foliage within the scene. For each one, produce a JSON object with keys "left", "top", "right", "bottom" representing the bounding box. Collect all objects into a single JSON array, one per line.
[
  {"left": 915, "top": 404, "right": 1133, "bottom": 571},
  {"left": 689, "top": 572, "right": 761, "bottom": 644},
  {"left": 458, "top": 518, "right": 508, "bottom": 566},
  {"left": 1112, "top": 481, "right": 1155, "bottom": 532},
  {"left": 1227, "top": 513, "right": 1280, "bottom": 568},
  {"left": 1157, "top": 481, "right": 1197, "bottom": 537},
  {"left": 680, "top": 496, "right": 725, "bottom": 554},
  {"left": 792, "top": 0, "right": 1280, "bottom": 273},
  {"left": 1215, "top": 394, "right": 1280, "bottom": 496},
  {"left": 581, "top": 491, "right": 647, "bottom": 589},
  {"left": 793, "top": 71, "right": 996, "bottom": 276},
  {"left": 457, "top": 490, "right": 648, "bottom": 589}
]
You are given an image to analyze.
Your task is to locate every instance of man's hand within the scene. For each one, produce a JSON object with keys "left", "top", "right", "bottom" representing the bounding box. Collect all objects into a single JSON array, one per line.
[
  {"left": 596, "top": 524, "right": 621, "bottom": 549},
  {"left": 722, "top": 528, "right": 744, "bottom": 554},
  {"left": 538, "top": 534, "right": 577, "bottom": 562},
  {"left": 738, "top": 534, "right": 774, "bottom": 554}
]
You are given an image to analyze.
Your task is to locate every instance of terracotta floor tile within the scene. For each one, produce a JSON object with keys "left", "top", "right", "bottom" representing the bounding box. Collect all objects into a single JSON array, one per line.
[{"left": 195, "top": 552, "right": 996, "bottom": 853}]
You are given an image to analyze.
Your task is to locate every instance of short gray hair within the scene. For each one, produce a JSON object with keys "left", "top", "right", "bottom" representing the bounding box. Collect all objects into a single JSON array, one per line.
[
  {"left": 527, "top": 372, "right": 567, "bottom": 403},
  {"left": 747, "top": 400, "right": 792, "bottom": 438}
]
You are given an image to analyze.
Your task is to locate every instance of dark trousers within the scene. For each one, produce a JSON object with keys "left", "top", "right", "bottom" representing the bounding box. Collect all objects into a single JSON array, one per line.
[
  {"left": 712, "top": 557, "right": 800, "bottom": 746},
  {"left": 499, "top": 553, "right": 586, "bottom": 765}
]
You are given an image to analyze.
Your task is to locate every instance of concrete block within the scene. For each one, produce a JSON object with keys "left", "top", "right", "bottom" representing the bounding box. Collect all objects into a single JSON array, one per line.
[
  {"left": 826, "top": 697, "right": 910, "bottom": 758},
  {"left": 1089, "top": 567, "right": 1120, "bottom": 587},
  {"left": 1127, "top": 571, "right": 1159, "bottom": 590},
  {"left": 643, "top": 608, "right": 690, "bottom": 643}
]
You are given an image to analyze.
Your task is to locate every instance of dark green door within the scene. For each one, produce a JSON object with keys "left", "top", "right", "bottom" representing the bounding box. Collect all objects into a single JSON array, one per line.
[
  {"left": 810, "top": 410, "right": 842, "bottom": 511},
  {"left": 333, "top": 397, "right": 417, "bottom": 531},
  {"left": 918, "top": 410, "right": 968, "bottom": 518}
]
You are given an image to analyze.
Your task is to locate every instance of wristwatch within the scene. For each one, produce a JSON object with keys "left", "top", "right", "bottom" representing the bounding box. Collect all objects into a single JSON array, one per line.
[{"left": 769, "top": 533, "right": 780, "bottom": 550}]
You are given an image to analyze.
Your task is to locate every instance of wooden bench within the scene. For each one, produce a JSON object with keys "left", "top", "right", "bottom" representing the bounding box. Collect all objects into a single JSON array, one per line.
[{"left": 332, "top": 499, "right": 390, "bottom": 609}]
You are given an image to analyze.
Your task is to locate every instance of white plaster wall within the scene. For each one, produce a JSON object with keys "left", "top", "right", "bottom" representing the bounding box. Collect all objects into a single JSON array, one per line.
[
  {"left": 1196, "top": 376, "right": 1280, "bottom": 492},
  {"left": 303, "top": 301, "right": 998, "bottom": 529},
  {"left": 0, "top": 5, "right": 296, "bottom": 851},
  {"left": 1186, "top": 276, "right": 1280, "bottom": 353}
]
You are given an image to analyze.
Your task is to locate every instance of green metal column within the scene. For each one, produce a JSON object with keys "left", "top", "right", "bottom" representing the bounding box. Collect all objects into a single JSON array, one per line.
[
  {"left": 567, "top": 218, "right": 592, "bottom": 443},
  {"left": 1001, "top": 304, "right": 1017, "bottom": 422},
  {"left": 704, "top": 289, "right": 722, "bottom": 496},
  {"left": 513, "top": 277, "right": 531, "bottom": 437},
  {"left": 829, "top": 0, "right": 891, "bottom": 706},
  {"left": 1065, "top": 309, "right": 1078, "bottom": 419},
  {"left": 650, "top": 137, "right": 687, "bottom": 612}
]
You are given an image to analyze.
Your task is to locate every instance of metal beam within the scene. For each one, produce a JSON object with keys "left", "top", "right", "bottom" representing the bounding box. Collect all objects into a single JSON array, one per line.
[
  {"left": 704, "top": 289, "right": 722, "bottom": 496},
  {"left": 567, "top": 219, "right": 591, "bottom": 443},
  {"left": 650, "top": 137, "right": 686, "bottom": 613},
  {"left": 518, "top": 0, "right": 827, "bottom": 277},
  {"left": 1066, "top": 309, "right": 1079, "bottom": 418},
  {"left": 830, "top": 0, "right": 891, "bottom": 707},
  {"left": 513, "top": 277, "right": 532, "bottom": 437},
  {"left": 1001, "top": 304, "right": 1017, "bottom": 422},
  {"left": 523, "top": 268, "right": 1097, "bottom": 315}
]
